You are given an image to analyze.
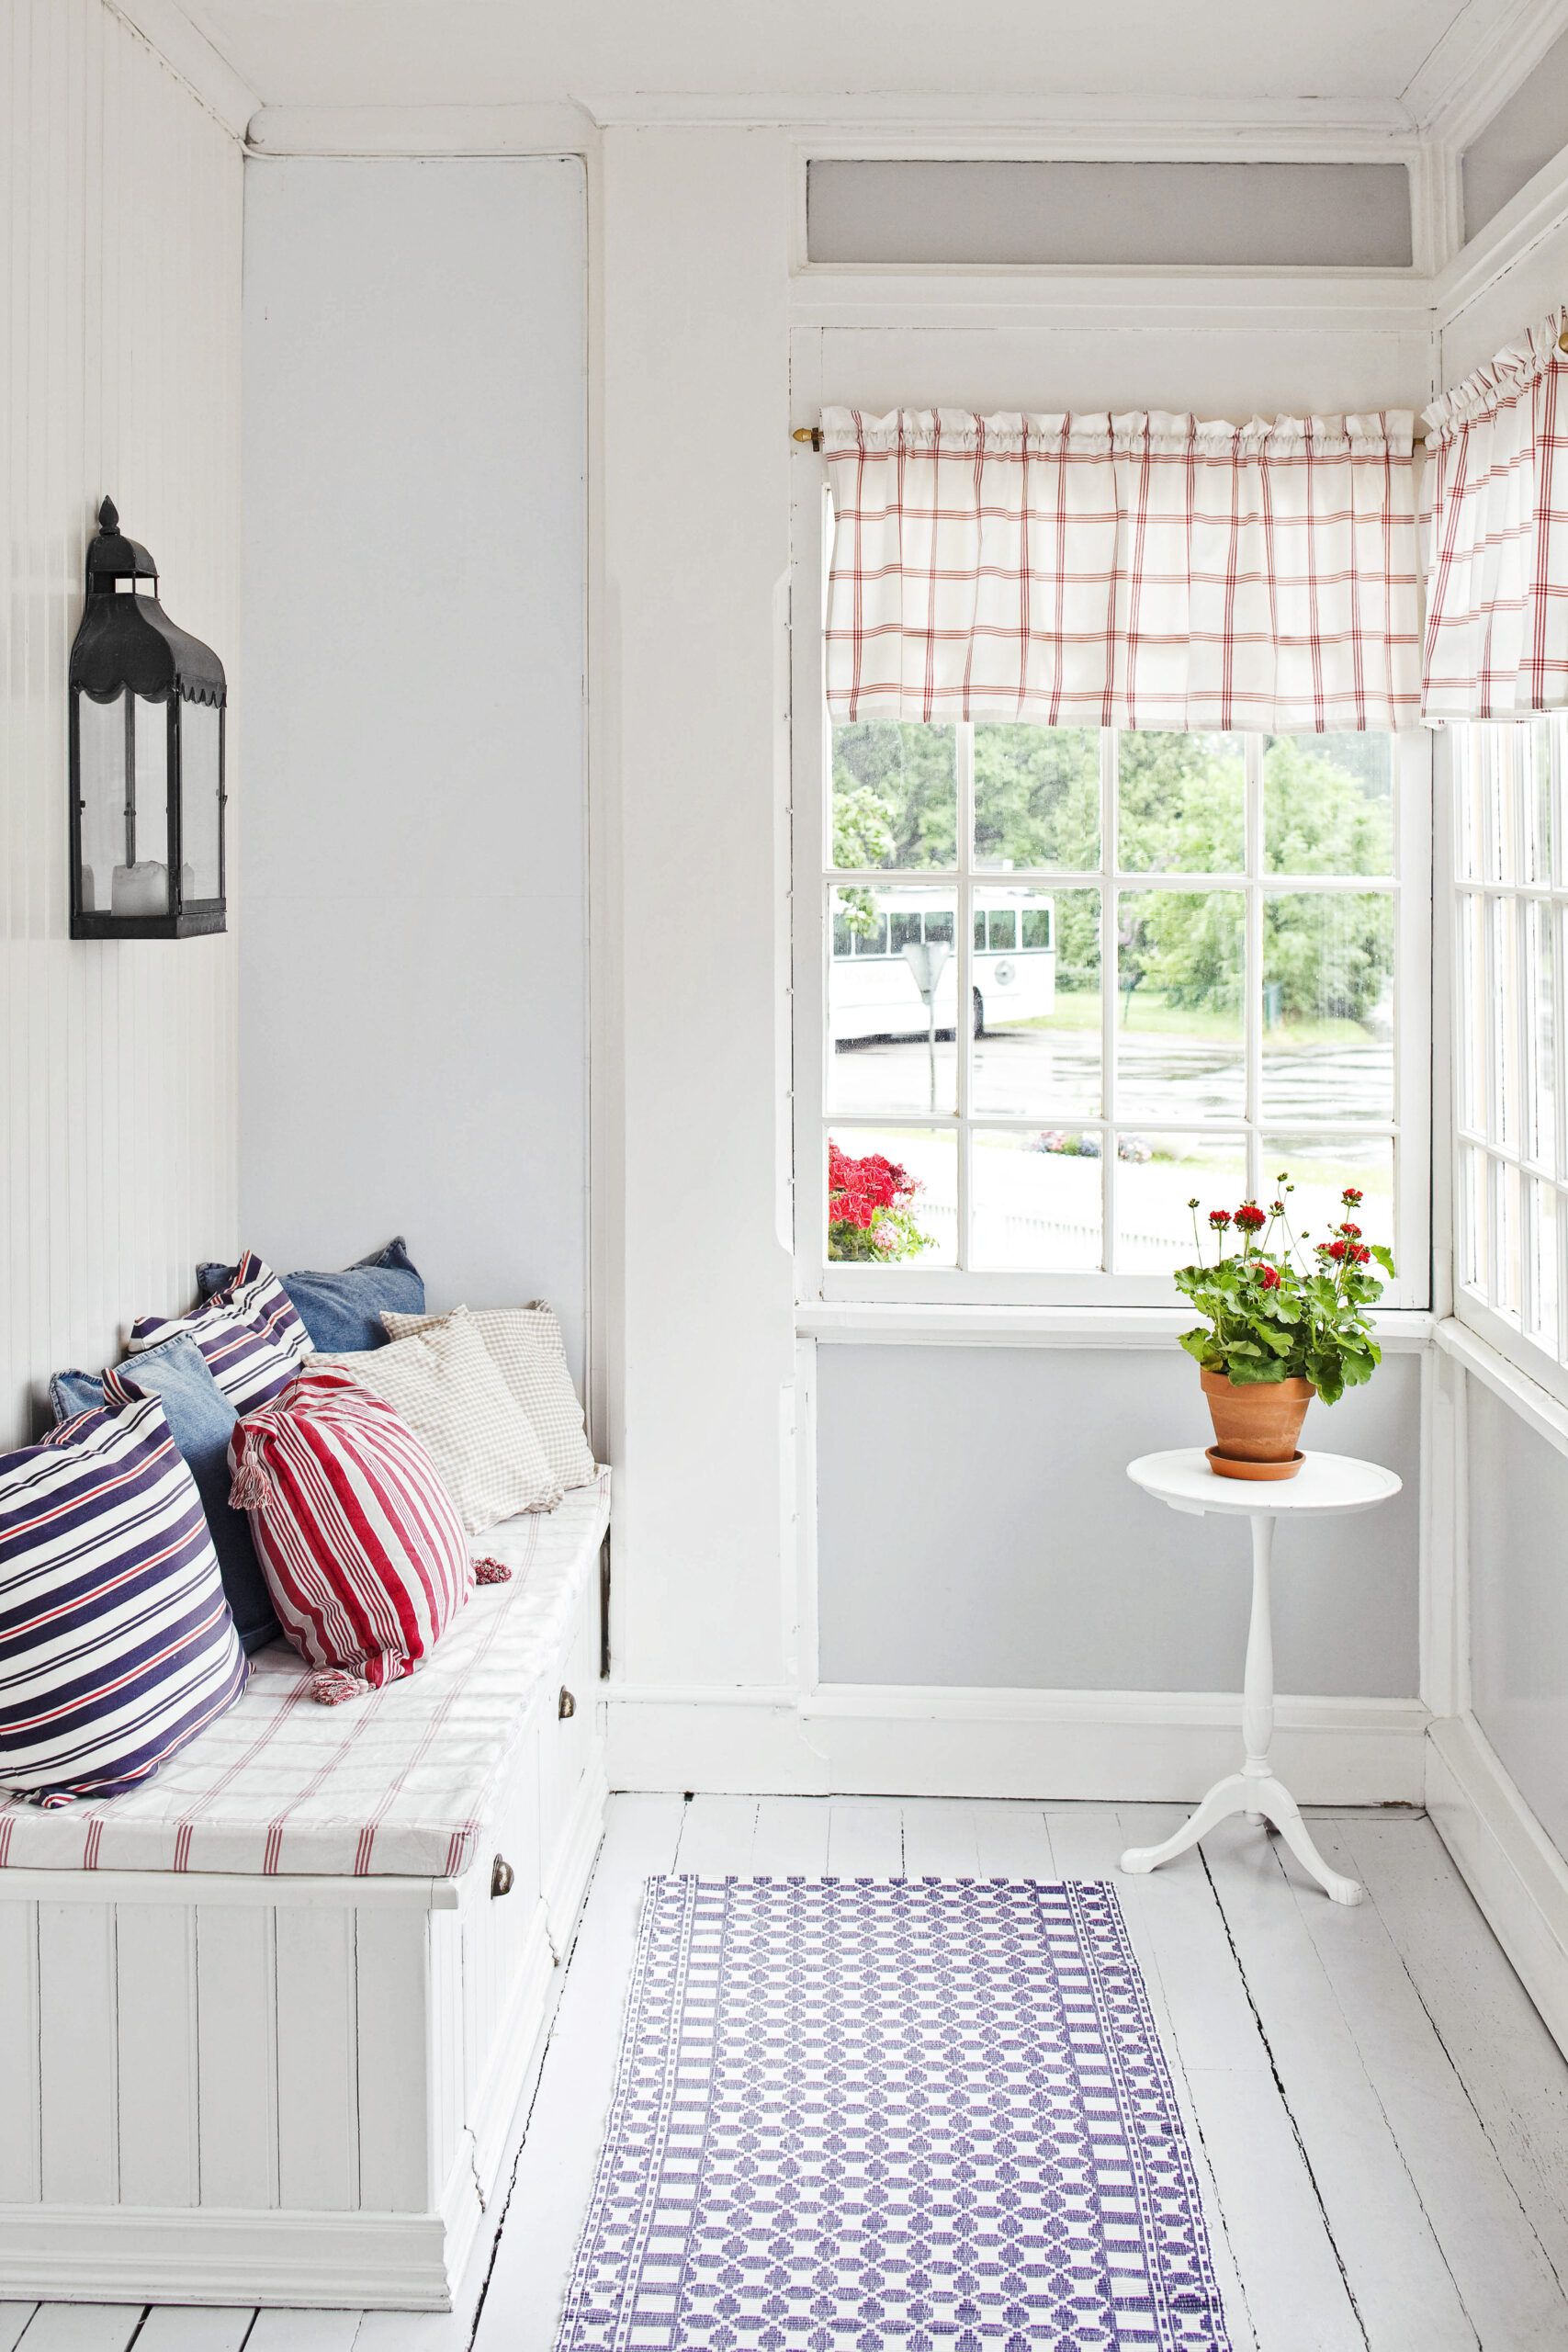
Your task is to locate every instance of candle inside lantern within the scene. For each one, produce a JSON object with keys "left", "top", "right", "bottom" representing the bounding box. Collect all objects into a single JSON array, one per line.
[{"left": 111, "top": 861, "right": 169, "bottom": 917}]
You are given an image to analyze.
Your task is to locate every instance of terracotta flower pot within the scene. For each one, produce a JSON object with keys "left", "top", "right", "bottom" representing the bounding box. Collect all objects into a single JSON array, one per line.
[{"left": 1201, "top": 1367, "right": 1314, "bottom": 1481}]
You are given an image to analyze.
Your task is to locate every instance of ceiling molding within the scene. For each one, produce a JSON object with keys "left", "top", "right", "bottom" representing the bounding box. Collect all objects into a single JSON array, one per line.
[
  {"left": 106, "top": 0, "right": 257, "bottom": 138},
  {"left": 1405, "top": 0, "right": 1568, "bottom": 147},
  {"left": 576, "top": 90, "right": 1416, "bottom": 142},
  {"left": 246, "top": 102, "right": 597, "bottom": 156}
]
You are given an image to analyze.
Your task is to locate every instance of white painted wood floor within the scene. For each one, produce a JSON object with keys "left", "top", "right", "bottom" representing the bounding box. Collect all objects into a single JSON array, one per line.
[{"left": 7, "top": 1794, "right": 1568, "bottom": 2352}]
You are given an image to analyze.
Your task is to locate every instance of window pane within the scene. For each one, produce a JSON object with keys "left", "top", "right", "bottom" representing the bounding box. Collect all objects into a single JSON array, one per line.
[
  {"left": 1495, "top": 1158, "right": 1522, "bottom": 1316},
  {"left": 179, "top": 699, "right": 222, "bottom": 902},
  {"left": 973, "top": 888, "right": 1100, "bottom": 1121},
  {"left": 1525, "top": 719, "right": 1552, "bottom": 885},
  {"left": 1115, "top": 1133, "right": 1248, "bottom": 1272},
  {"left": 1457, "top": 892, "right": 1487, "bottom": 1134},
  {"left": 831, "top": 722, "right": 957, "bottom": 871},
  {"left": 1455, "top": 728, "right": 1486, "bottom": 883},
  {"left": 1483, "top": 725, "right": 1516, "bottom": 884},
  {"left": 1459, "top": 1145, "right": 1486, "bottom": 1292},
  {"left": 971, "top": 1130, "right": 1100, "bottom": 1270},
  {"left": 1117, "top": 890, "right": 1245, "bottom": 1120},
  {"left": 1526, "top": 899, "right": 1556, "bottom": 1170},
  {"left": 829, "top": 888, "right": 958, "bottom": 1115},
  {"left": 974, "top": 724, "right": 1100, "bottom": 869},
  {"left": 1261, "top": 891, "right": 1394, "bottom": 1121},
  {"left": 1489, "top": 894, "right": 1519, "bottom": 1149},
  {"left": 1261, "top": 1136, "right": 1394, "bottom": 1266},
  {"left": 1118, "top": 731, "right": 1244, "bottom": 874},
  {"left": 1527, "top": 1180, "right": 1560, "bottom": 1353},
  {"left": 1263, "top": 734, "right": 1393, "bottom": 876},
  {"left": 987, "top": 908, "right": 1017, "bottom": 951},
  {"left": 828, "top": 1127, "right": 955, "bottom": 1265}
]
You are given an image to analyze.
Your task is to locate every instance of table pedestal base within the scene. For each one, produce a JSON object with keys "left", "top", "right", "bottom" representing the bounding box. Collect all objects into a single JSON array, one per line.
[{"left": 1119, "top": 1770, "right": 1363, "bottom": 1905}]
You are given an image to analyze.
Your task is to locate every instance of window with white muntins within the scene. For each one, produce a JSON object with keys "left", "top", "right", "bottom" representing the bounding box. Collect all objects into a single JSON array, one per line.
[{"left": 797, "top": 718, "right": 1431, "bottom": 1306}]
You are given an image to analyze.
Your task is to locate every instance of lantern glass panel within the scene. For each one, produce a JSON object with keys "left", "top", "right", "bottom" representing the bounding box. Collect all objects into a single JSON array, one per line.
[
  {"left": 117, "top": 694, "right": 172, "bottom": 916},
  {"left": 76, "top": 691, "right": 126, "bottom": 919},
  {"left": 179, "top": 699, "right": 222, "bottom": 903}
]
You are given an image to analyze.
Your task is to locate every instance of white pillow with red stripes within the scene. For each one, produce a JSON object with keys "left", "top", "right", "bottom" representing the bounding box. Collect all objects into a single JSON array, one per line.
[{"left": 227, "top": 1363, "right": 507, "bottom": 1703}]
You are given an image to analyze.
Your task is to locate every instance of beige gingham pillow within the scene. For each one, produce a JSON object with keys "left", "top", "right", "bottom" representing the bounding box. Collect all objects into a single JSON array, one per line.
[
  {"left": 381, "top": 1304, "right": 596, "bottom": 1493},
  {"left": 316, "top": 1309, "right": 562, "bottom": 1532}
]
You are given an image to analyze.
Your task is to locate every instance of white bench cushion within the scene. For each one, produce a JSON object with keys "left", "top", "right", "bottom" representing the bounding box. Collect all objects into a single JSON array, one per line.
[{"left": 0, "top": 1470, "right": 608, "bottom": 1880}]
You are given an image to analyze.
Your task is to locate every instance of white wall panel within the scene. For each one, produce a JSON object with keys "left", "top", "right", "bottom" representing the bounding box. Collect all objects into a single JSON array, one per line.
[
  {"left": 239, "top": 156, "right": 589, "bottom": 1373},
  {"left": 0, "top": 0, "right": 243, "bottom": 1446},
  {"left": 1467, "top": 1377, "right": 1568, "bottom": 1856}
]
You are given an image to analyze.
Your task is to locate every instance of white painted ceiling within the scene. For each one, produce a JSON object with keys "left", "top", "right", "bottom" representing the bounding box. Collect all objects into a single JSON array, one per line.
[{"left": 182, "top": 0, "right": 1534, "bottom": 118}]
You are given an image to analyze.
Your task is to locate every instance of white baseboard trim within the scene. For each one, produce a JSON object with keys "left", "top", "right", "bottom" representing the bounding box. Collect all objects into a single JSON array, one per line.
[
  {"left": 1425, "top": 1712, "right": 1568, "bottom": 2056},
  {"left": 607, "top": 1683, "right": 1428, "bottom": 1804},
  {"left": 0, "top": 2205, "right": 451, "bottom": 2310}
]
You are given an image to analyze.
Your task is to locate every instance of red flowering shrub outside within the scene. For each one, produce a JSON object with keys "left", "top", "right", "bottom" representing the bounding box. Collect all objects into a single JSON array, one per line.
[{"left": 828, "top": 1141, "right": 933, "bottom": 1262}]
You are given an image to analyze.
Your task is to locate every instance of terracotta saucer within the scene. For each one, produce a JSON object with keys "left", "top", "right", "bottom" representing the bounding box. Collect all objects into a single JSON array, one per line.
[{"left": 1205, "top": 1445, "right": 1305, "bottom": 1482}]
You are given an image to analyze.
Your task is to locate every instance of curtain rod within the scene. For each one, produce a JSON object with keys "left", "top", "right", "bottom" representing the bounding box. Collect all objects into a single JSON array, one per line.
[{"left": 792, "top": 334, "right": 1568, "bottom": 455}]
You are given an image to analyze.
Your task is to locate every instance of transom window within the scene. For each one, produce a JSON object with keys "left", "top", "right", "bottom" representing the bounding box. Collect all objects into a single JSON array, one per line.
[
  {"left": 1452, "top": 716, "right": 1568, "bottom": 1386},
  {"left": 796, "top": 720, "right": 1430, "bottom": 1305}
]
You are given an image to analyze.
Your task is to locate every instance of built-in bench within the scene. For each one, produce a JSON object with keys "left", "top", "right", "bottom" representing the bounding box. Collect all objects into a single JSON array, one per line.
[{"left": 0, "top": 1470, "right": 610, "bottom": 2312}]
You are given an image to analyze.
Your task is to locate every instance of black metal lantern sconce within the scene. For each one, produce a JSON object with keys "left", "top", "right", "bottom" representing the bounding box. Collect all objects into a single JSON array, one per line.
[{"left": 68, "top": 498, "right": 227, "bottom": 939}]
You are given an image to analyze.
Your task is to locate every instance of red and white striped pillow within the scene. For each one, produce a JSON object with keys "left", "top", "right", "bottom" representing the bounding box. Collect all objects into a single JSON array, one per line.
[{"left": 227, "top": 1363, "right": 497, "bottom": 1702}]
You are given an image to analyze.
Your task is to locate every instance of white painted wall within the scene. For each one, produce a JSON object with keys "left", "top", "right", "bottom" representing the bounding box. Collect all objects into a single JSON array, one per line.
[
  {"left": 0, "top": 0, "right": 243, "bottom": 1446},
  {"left": 818, "top": 1345, "right": 1422, "bottom": 1696},
  {"left": 240, "top": 156, "right": 589, "bottom": 1369},
  {"left": 1465, "top": 1378, "right": 1568, "bottom": 1854},
  {"left": 594, "top": 121, "right": 1435, "bottom": 1784}
]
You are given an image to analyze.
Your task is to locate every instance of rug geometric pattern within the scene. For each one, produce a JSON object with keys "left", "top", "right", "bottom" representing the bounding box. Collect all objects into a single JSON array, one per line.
[{"left": 557, "top": 1874, "right": 1230, "bottom": 2350}]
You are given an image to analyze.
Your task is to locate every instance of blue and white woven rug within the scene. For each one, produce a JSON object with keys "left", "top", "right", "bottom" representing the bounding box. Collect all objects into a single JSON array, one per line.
[{"left": 558, "top": 1874, "right": 1230, "bottom": 2350}]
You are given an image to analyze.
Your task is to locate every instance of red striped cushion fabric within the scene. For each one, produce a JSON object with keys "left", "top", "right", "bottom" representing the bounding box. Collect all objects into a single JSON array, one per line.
[
  {"left": 130, "top": 1250, "right": 313, "bottom": 1413},
  {"left": 228, "top": 1363, "right": 474, "bottom": 1701},
  {"left": 0, "top": 1392, "right": 248, "bottom": 1805}
]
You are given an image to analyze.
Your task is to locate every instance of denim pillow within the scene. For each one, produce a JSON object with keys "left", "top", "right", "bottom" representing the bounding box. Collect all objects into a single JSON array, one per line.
[
  {"left": 196, "top": 1237, "right": 424, "bottom": 1354},
  {"left": 51, "top": 1336, "right": 279, "bottom": 1655}
]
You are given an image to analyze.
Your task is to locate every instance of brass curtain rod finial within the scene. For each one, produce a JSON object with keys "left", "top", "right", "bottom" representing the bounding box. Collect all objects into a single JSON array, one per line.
[{"left": 793, "top": 425, "right": 823, "bottom": 451}]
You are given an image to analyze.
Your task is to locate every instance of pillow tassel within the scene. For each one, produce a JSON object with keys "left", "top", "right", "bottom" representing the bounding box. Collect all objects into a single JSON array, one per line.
[
  {"left": 227, "top": 1442, "right": 274, "bottom": 1514},
  {"left": 308, "top": 1667, "right": 370, "bottom": 1706},
  {"left": 472, "top": 1555, "right": 513, "bottom": 1584}
]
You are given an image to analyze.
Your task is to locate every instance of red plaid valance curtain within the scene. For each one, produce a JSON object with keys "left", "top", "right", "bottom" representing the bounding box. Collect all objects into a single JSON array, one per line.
[
  {"left": 821, "top": 407, "right": 1421, "bottom": 734},
  {"left": 1421, "top": 311, "right": 1568, "bottom": 720}
]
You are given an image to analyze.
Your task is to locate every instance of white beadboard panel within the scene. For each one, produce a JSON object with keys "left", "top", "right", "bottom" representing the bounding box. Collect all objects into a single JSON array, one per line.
[
  {"left": 0, "top": 1904, "right": 40, "bottom": 2201},
  {"left": 195, "top": 1901, "right": 278, "bottom": 2210},
  {"left": 0, "top": 0, "right": 243, "bottom": 1448},
  {"left": 273, "top": 1905, "right": 360, "bottom": 2212},
  {"left": 114, "top": 1903, "right": 199, "bottom": 2207},
  {"left": 36, "top": 1900, "right": 118, "bottom": 2205}
]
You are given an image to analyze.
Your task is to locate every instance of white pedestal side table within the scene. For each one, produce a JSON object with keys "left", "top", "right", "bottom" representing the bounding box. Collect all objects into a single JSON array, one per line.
[{"left": 1119, "top": 1447, "right": 1402, "bottom": 1905}]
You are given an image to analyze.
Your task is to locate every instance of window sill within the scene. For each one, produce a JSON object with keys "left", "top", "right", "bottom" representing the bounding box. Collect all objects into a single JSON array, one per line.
[
  {"left": 1436, "top": 1312, "right": 1568, "bottom": 1460},
  {"left": 797, "top": 1300, "right": 1436, "bottom": 1349}
]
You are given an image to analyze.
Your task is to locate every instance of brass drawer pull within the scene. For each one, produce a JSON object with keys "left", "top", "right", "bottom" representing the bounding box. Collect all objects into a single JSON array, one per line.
[
  {"left": 491, "top": 1854, "right": 514, "bottom": 1899},
  {"left": 558, "top": 1686, "right": 576, "bottom": 1720}
]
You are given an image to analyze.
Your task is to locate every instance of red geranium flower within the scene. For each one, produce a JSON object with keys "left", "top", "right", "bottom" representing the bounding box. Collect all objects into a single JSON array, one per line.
[
  {"left": 1341, "top": 1186, "right": 1364, "bottom": 1205},
  {"left": 1350, "top": 1242, "right": 1371, "bottom": 1264},
  {"left": 1323, "top": 1238, "right": 1348, "bottom": 1261},
  {"left": 1235, "top": 1204, "right": 1267, "bottom": 1231},
  {"left": 1339, "top": 1222, "right": 1361, "bottom": 1238},
  {"left": 1258, "top": 1263, "right": 1280, "bottom": 1289},
  {"left": 1208, "top": 1209, "right": 1232, "bottom": 1230}
]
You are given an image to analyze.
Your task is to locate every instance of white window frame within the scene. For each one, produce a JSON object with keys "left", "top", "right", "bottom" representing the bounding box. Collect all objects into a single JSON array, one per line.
[
  {"left": 791, "top": 487, "right": 1433, "bottom": 1310},
  {"left": 1450, "top": 714, "right": 1568, "bottom": 1401}
]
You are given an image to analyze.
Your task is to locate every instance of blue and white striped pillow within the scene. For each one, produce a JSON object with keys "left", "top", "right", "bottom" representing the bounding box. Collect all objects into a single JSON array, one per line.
[
  {"left": 0, "top": 1391, "right": 248, "bottom": 1805},
  {"left": 129, "top": 1250, "right": 313, "bottom": 1412}
]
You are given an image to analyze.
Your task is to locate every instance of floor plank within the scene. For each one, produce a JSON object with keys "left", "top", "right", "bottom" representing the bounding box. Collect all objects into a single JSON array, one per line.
[
  {"left": 1290, "top": 1815, "right": 1568, "bottom": 2346},
  {"left": 471, "top": 1793, "right": 686, "bottom": 2352},
  {"left": 1339, "top": 1812, "right": 1568, "bottom": 2294},
  {"left": 751, "top": 1795, "right": 832, "bottom": 1874},
  {"left": 671, "top": 1793, "right": 757, "bottom": 1875},
  {"left": 900, "top": 1797, "right": 981, "bottom": 1876},
  {"left": 825, "top": 1799, "right": 903, "bottom": 1876},
  {"left": 0, "top": 2317, "right": 34, "bottom": 2352},
  {"left": 13, "top": 2314, "right": 143, "bottom": 2352},
  {"left": 1201, "top": 1813, "right": 1478, "bottom": 2351},
  {"left": 248, "top": 2316, "right": 363, "bottom": 2352},
  {"left": 134, "top": 2316, "right": 252, "bottom": 2352},
  {"left": 967, "top": 1800, "right": 1055, "bottom": 1877}
]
